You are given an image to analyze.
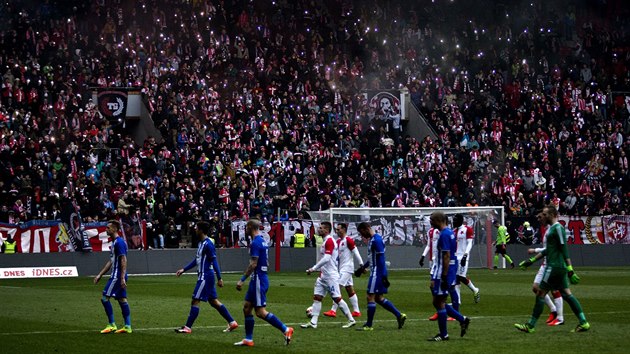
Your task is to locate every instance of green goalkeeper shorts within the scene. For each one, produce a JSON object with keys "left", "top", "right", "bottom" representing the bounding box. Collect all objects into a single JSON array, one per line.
[{"left": 539, "top": 266, "right": 569, "bottom": 291}]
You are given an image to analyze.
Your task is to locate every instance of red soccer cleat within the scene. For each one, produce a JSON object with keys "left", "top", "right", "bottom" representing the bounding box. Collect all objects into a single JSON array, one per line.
[
  {"left": 546, "top": 311, "right": 558, "bottom": 324},
  {"left": 351, "top": 311, "right": 362, "bottom": 317},
  {"left": 323, "top": 310, "right": 337, "bottom": 318},
  {"left": 428, "top": 313, "right": 438, "bottom": 321}
]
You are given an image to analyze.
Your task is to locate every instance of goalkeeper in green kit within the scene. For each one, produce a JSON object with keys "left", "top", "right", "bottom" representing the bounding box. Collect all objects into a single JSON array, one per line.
[{"left": 515, "top": 205, "right": 590, "bottom": 333}]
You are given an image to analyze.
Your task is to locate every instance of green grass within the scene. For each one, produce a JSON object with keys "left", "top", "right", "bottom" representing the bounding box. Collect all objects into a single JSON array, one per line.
[{"left": 2, "top": 268, "right": 630, "bottom": 353}]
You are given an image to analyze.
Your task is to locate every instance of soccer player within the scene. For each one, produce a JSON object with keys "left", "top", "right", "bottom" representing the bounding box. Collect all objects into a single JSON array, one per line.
[
  {"left": 94, "top": 220, "right": 132, "bottom": 334},
  {"left": 515, "top": 205, "right": 590, "bottom": 333},
  {"left": 427, "top": 211, "right": 470, "bottom": 341},
  {"left": 527, "top": 212, "right": 564, "bottom": 326},
  {"left": 234, "top": 219, "right": 294, "bottom": 346},
  {"left": 301, "top": 222, "right": 356, "bottom": 329},
  {"left": 354, "top": 222, "right": 407, "bottom": 331},
  {"left": 493, "top": 220, "right": 515, "bottom": 269},
  {"left": 323, "top": 223, "right": 364, "bottom": 318},
  {"left": 453, "top": 214, "right": 480, "bottom": 304},
  {"left": 174, "top": 221, "right": 238, "bottom": 334},
  {"left": 419, "top": 223, "right": 440, "bottom": 270}
]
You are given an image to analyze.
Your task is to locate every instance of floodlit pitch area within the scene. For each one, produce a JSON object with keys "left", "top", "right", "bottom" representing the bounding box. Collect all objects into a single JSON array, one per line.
[{"left": 2, "top": 268, "right": 629, "bottom": 353}]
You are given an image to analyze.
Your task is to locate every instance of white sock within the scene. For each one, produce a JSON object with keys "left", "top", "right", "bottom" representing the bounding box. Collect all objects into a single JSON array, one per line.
[
  {"left": 336, "top": 299, "right": 353, "bottom": 321},
  {"left": 311, "top": 301, "right": 322, "bottom": 325},
  {"left": 544, "top": 294, "right": 557, "bottom": 313},
  {"left": 455, "top": 285, "right": 461, "bottom": 305},
  {"left": 331, "top": 302, "right": 338, "bottom": 312},
  {"left": 348, "top": 293, "right": 360, "bottom": 313},
  {"left": 554, "top": 295, "right": 564, "bottom": 321},
  {"left": 466, "top": 280, "right": 478, "bottom": 293}
]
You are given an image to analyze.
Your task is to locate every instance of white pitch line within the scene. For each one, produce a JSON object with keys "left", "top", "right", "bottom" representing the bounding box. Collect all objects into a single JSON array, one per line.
[{"left": 2, "top": 311, "right": 628, "bottom": 336}]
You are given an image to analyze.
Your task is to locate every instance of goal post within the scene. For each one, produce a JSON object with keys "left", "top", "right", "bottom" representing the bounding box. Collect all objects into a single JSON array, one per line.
[{"left": 307, "top": 206, "right": 504, "bottom": 269}]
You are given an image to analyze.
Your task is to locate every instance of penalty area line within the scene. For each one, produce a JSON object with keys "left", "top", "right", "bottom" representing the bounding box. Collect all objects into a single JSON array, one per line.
[{"left": 2, "top": 310, "right": 627, "bottom": 336}]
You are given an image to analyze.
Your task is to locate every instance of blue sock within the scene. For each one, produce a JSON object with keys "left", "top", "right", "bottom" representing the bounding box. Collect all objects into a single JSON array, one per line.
[
  {"left": 264, "top": 313, "right": 287, "bottom": 333},
  {"left": 245, "top": 315, "right": 255, "bottom": 340},
  {"left": 186, "top": 306, "right": 200, "bottom": 328},
  {"left": 377, "top": 298, "right": 401, "bottom": 318},
  {"left": 217, "top": 304, "right": 235, "bottom": 324},
  {"left": 449, "top": 288, "right": 460, "bottom": 312},
  {"left": 366, "top": 302, "right": 376, "bottom": 327},
  {"left": 445, "top": 303, "right": 465, "bottom": 322},
  {"left": 119, "top": 301, "right": 131, "bottom": 327},
  {"left": 437, "top": 309, "right": 448, "bottom": 337},
  {"left": 101, "top": 298, "right": 115, "bottom": 324}
]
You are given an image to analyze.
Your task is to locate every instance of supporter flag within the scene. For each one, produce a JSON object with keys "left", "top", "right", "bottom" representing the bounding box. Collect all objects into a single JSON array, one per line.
[
  {"left": 60, "top": 198, "right": 92, "bottom": 252},
  {"left": 97, "top": 88, "right": 128, "bottom": 121}
]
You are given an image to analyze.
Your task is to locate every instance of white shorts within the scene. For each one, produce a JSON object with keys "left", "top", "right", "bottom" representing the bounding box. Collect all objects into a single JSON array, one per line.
[
  {"left": 456, "top": 263, "right": 469, "bottom": 278},
  {"left": 338, "top": 272, "right": 354, "bottom": 287},
  {"left": 314, "top": 276, "right": 342, "bottom": 298},
  {"left": 533, "top": 264, "right": 545, "bottom": 284}
]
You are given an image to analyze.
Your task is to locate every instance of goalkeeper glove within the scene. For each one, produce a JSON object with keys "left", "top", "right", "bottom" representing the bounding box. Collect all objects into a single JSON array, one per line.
[
  {"left": 518, "top": 257, "right": 537, "bottom": 270},
  {"left": 419, "top": 256, "right": 425, "bottom": 267},
  {"left": 460, "top": 255, "right": 468, "bottom": 267},
  {"left": 567, "top": 265, "right": 580, "bottom": 285},
  {"left": 382, "top": 277, "right": 390, "bottom": 288}
]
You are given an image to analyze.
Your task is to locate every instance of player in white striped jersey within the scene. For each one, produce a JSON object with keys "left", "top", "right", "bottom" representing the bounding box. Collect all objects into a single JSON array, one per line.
[
  {"left": 301, "top": 222, "right": 356, "bottom": 329},
  {"left": 419, "top": 227, "right": 440, "bottom": 269},
  {"left": 453, "top": 214, "right": 480, "bottom": 305},
  {"left": 323, "top": 223, "right": 363, "bottom": 318}
]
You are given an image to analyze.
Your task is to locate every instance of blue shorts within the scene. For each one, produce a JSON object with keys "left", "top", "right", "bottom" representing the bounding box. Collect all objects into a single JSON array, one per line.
[
  {"left": 192, "top": 277, "right": 218, "bottom": 302},
  {"left": 431, "top": 266, "right": 457, "bottom": 296},
  {"left": 367, "top": 273, "right": 388, "bottom": 295},
  {"left": 102, "top": 276, "right": 128, "bottom": 299},
  {"left": 245, "top": 273, "right": 268, "bottom": 307}
]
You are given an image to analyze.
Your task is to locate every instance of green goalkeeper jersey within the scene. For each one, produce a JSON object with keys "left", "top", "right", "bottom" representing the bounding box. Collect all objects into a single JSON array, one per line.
[
  {"left": 496, "top": 225, "right": 509, "bottom": 245},
  {"left": 541, "top": 222, "right": 569, "bottom": 268}
]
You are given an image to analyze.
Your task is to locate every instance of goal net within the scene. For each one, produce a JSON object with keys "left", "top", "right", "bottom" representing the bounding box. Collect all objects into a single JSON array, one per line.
[{"left": 307, "top": 206, "right": 505, "bottom": 269}]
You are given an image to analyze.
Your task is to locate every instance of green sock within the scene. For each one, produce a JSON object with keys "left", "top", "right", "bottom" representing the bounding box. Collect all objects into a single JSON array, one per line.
[
  {"left": 494, "top": 255, "right": 499, "bottom": 267},
  {"left": 504, "top": 254, "right": 513, "bottom": 264},
  {"left": 563, "top": 294, "right": 587, "bottom": 324},
  {"left": 528, "top": 296, "right": 545, "bottom": 327}
]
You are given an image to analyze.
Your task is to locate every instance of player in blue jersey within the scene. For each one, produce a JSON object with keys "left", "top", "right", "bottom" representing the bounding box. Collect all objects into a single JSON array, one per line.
[
  {"left": 234, "top": 219, "right": 294, "bottom": 347},
  {"left": 94, "top": 220, "right": 133, "bottom": 334},
  {"left": 354, "top": 222, "right": 406, "bottom": 331},
  {"left": 175, "top": 221, "right": 238, "bottom": 334},
  {"left": 427, "top": 211, "right": 470, "bottom": 341}
]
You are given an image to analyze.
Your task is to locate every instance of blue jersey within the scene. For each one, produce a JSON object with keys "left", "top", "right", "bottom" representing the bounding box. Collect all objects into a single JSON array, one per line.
[
  {"left": 432, "top": 227, "right": 457, "bottom": 279},
  {"left": 184, "top": 237, "right": 221, "bottom": 281},
  {"left": 367, "top": 233, "right": 388, "bottom": 277},
  {"left": 109, "top": 236, "right": 128, "bottom": 279},
  {"left": 250, "top": 234, "right": 269, "bottom": 275}
]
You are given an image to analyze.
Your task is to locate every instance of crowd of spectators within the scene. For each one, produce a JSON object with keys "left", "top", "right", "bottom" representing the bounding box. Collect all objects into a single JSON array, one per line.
[{"left": 0, "top": 0, "right": 629, "bottom": 247}]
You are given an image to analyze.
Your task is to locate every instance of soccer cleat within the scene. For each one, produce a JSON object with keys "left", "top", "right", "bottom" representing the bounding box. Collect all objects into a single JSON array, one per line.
[
  {"left": 300, "top": 321, "right": 317, "bottom": 329},
  {"left": 514, "top": 323, "right": 535, "bottom": 333},
  {"left": 397, "top": 313, "right": 407, "bottom": 329},
  {"left": 548, "top": 319, "right": 564, "bottom": 326},
  {"left": 572, "top": 322, "right": 590, "bottom": 332},
  {"left": 115, "top": 325, "right": 132, "bottom": 334},
  {"left": 323, "top": 310, "right": 337, "bottom": 318},
  {"left": 460, "top": 317, "right": 471, "bottom": 337},
  {"left": 223, "top": 321, "right": 239, "bottom": 333},
  {"left": 473, "top": 290, "right": 481, "bottom": 303},
  {"left": 510, "top": 263, "right": 515, "bottom": 269},
  {"left": 100, "top": 324, "right": 117, "bottom": 334},
  {"left": 351, "top": 311, "right": 362, "bottom": 317},
  {"left": 427, "top": 334, "right": 449, "bottom": 341},
  {"left": 342, "top": 320, "right": 357, "bottom": 328},
  {"left": 356, "top": 324, "right": 373, "bottom": 331},
  {"left": 175, "top": 326, "right": 192, "bottom": 334},
  {"left": 493, "top": 266, "right": 498, "bottom": 269},
  {"left": 428, "top": 313, "right": 438, "bottom": 321},
  {"left": 284, "top": 327, "right": 294, "bottom": 345},
  {"left": 546, "top": 311, "right": 558, "bottom": 324},
  {"left": 234, "top": 339, "right": 254, "bottom": 347},
  {"left": 447, "top": 317, "right": 456, "bottom": 321}
]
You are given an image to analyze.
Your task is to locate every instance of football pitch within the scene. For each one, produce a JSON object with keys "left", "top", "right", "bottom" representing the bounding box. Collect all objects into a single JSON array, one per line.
[{"left": 1, "top": 267, "right": 629, "bottom": 353}]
